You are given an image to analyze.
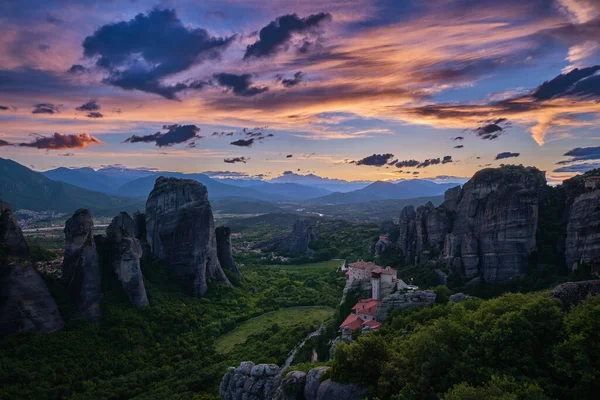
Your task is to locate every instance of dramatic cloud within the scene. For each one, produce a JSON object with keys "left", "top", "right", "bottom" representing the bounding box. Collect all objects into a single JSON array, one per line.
[
  {"left": 553, "top": 162, "right": 600, "bottom": 173},
  {"left": 124, "top": 125, "right": 201, "bottom": 147},
  {"left": 395, "top": 159, "right": 420, "bottom": 168},
  {"left": 224, "top": 157, "right": 249, "bottom": 163},
  {"left": 214, "top": 73, "right": 268, "bottom": 97},
  {"left": 417, "top": 158, "right": 441, "bottom": 168},
  {"left": 495, "top": 152, "right": 520, "bottom": 160},
  {"left": 281, "top": 71, "right": 304, "bottom": 88},
  {"left": 454, "top": 145, "right": 464, "bottom": 148},
  {"left": 19, "top": 133, "right": 103, "bottom": 150},
  {"left": 32, "top": 103, "right": 59, "bottom": 114},
  {"left": 67, "top": 64, "right": 86, "bottom": 74},
  {"left": 286, "top": 154, "right": 293, "bottom": 158},
  {"left": 473, "top": 118, "right": 510, "bottom": 140},
  {"left": 558, "top": 146, "right": 600, "bottom": 164},
  {"left": 45, "top": 12, "right": 63, "bottom": 25},
  {"left": 0, "top": 105, "right": 8, "bottom": 110},
  {"left": 82, "top": 8, "right": 234, "bottom": 99},
  {"left": 86, "top": 112, "right": 103, "bottom": 118},
  {"left": 452, "top": 136, "right": 464, "bottom": 141},
  {"left": 442, "top": 155, "right": 453, "bottom": 164},
  {"left": 532, "top": 66, "right": 600, "bottom": 100},
  {"left": 355, "top": 153, "right": 395, "bottom": 167},
  {"left": 244, "top": 13, "right": 332, "bottom": 59},
  {"left": 0, "top": 139, "right": 12, "bottom": 146},
  {"left": 75, "top": 99, "right": 100, "bottom": 112}
]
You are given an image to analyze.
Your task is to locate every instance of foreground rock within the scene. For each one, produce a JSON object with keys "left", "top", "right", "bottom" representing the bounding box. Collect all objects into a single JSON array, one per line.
[
  {"left": 550, "top": 280, "right": 600, "bottom": 309},
  {"left": 216, "top": 226, "right": 243, "bottom": 279},
  {"left": 106, "top": 212, "right": 149, "bottom": 308},
  {"left": 0, "top": 202, "right": 64, "bottom": 337},
  {"left": 251, "top": 219, "right": 317, "bottom": 256},
  {"left": 145, "top": 177, "right": 230, "bottom": 297},
  {"left": 220, "top": 362, "right": 366, "bottom": 400},
  {"left": 395, "top": 166, "right": 546, "bottom": 283},
  {"left": 62, "top": 209, "right": 102, "bottom": 322}
]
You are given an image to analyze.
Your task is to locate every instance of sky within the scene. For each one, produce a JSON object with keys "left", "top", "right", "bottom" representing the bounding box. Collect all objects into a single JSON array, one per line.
[{"left": 1, "top": 0, "right": 600, "bottom": 184}]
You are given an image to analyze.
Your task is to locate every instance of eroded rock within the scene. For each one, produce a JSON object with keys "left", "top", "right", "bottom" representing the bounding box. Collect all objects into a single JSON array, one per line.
[
  {"left": 216, "top": 226, "right": 243, "bottom": 279},
  {"left": 251, "top": 220, "right": 317, "bottom": 256},
  {"left": 376, "top": 290, "right": 437, "bottom": 320}
]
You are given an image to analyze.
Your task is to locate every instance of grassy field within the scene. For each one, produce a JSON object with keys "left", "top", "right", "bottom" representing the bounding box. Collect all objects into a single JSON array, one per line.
[{"left": 215, "top": 306, "right": 335, "bottom": 353}]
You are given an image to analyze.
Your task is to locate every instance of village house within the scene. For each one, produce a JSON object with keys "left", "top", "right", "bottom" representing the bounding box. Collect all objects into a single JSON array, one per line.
[{"left": 339, "top": 298, "right": 382, "bottom": 331}]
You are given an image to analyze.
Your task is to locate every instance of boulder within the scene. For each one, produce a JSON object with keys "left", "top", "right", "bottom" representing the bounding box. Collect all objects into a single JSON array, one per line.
[
  {"left": 216, "top": 226, "right": 243, "bottom": 278},
  {"left": 0, "top": 203, "right": 63, "bottom": 337},
  {"left": 0, "top": 262, "right": 65, "bottom": 338},
  {"left": 251, "top": 219, "right": 317, "bottom": 256},
  {"left": 316, "top": 379, "right": 367, "bottom": 400},
  {"left": 276, "top": 370, "right": 306, "bottom": 400},
  {"left": 565, "top": 189, "right": 600, "bottom": 273},
  {"left": 62, "top": 209, "right": 102, "bottom": 322},
  {"left": 145, "top": 177, "right": 230, "bottom": 297},
  {"left": 220, "top": 362, "right": 281, "bottom": 400},
  {"left": 106, "top": 212, "right": 149, "bottom": 308},
  {"left": 304, "top": 366, "right": 331, "bottom": 400},
  {"left": 550, "top": 280, "right": 600, "bottom": 309},
  {"left": 376, "top": 290, "right": 437, "bottom": 320},
  {"left": 449, "top": 293, "right": 470, "bottom": 302}
]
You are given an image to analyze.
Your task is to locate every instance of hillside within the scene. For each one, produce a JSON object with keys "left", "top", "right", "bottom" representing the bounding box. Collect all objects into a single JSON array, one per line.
[
  {"left": 0, "top": 158, "right": 144, "bottom": 215},
  {"left": 308, "top": 179, "right": 460, "bottom": 205}
]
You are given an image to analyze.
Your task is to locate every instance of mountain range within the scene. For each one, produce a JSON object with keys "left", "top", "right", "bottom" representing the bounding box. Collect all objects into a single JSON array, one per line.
[{"left": 0, "top": 159, "right": 463, "bottom": 214}]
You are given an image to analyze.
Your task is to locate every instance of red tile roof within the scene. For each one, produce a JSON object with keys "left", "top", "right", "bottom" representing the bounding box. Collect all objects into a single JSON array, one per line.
[
  {"left": 340, "top": 313, "right": 364, "bottom": 331},
  {"left": 352, "top": 298, "right": 380, "bottom": 316},
  {"left": 363, "top": 320, "right": 381, "bottom": 329},
  {"left": 348, "top": 261, "right": 396, "bottom": 276}
]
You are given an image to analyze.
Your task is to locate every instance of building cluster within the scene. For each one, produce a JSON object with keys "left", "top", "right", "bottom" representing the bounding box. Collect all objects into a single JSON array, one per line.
[{"left": 339, "top": 260, "right": 415, "bottom": 333}]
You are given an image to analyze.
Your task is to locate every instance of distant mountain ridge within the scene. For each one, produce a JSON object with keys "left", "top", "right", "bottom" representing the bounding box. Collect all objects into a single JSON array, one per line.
[
  {"left": 307, "top": 179, "right": 461, "bottom": 205},
  {"left": 0, "top": 158, "right": 144, "bottom": 215}
]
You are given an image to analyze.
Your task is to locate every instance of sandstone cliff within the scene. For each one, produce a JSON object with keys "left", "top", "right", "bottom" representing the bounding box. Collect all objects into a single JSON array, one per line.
[
  {"left": 0, "top": 202, "right": 64, "bottom": 337},
  {"left": 145, "top": 177, "right": 230, "bottom": 297},
  {"left": 62, "top": 209, "right": 103, "bottom": 322},
  {"left": 394, "top": 166, "right": 546, "bottom": 283},
  {"left": 220, "top": 362, "right": 365, "bottom": 400},
  {"left": 106, "top": 212, "right": 149, "bottom": 308},
  {"left": 216, "top": 226, "right": 243, "bottom": 279},
  {"left": 251, "top": 219, "right": 317, "bottom": 256},
  {"left": 565, "top": 188, "right": 600, "bottom": 273}
]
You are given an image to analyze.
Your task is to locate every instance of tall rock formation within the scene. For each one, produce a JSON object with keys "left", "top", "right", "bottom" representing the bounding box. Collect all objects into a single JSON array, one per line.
[
  {"left": 215, "top": 226, "right": 243, "bottom": 279},
  {"left": 62, "top": 209, "right": 102, "bottom": 322},
  {"left": 145, "top": 177, "right": 230, "bottom": 297},
  {"left": 0, "top": 202, "right": 64, "bottom": 337},
  {"left": 251, "top": 219, "right": 317, "bottom": 256},
  {"left": 565, "top": 183, "right": 600, "bottom": 273},
  {"left": 106, "top": 212, "right": 149, "bottom": 308},
  {"left": 395, "top": 166, "right": 546, "bottom": 283}
]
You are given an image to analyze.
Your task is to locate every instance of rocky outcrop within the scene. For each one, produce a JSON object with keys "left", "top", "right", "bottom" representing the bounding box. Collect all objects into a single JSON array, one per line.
[
  {"left": 376, "top": 290, "right": 437, "bottom": 320},
  {"left": 449, "top": 292, "right": 470, "bottom": 302},
  {"left": 216, "top": 226, "right": 243, "bottom": 278},
  {"left": 220, "top": 363, "right": 365, "bottom": 400},
  {"left": 0, "top": 202, "right": 64, "bottom": 337},
  {"left": 395, "top": 166, "right": 546, "bottom": 284},
  {"left": 62, "top": 209, "right": 102, "bottom": 322},
  {"left": 145, "top": 177, "right": 230, "bottom": 297},
  {"left": 550, "top": 280, "right": 600, "bottom": 309},
  {"left": 106, "top": 212, "right": 149, "bottom": 308},
  {"left": 251, "top": 220, "right": 317, "bottom": 256},
  {"left": 372, "top": 235, "right": 392, "bottom": 256},
  {"left": 0, "top": 203, "right": 29, "bottom": 258},
  {"left": 565, "top": 189, "right": 600, "bottom": 273}
]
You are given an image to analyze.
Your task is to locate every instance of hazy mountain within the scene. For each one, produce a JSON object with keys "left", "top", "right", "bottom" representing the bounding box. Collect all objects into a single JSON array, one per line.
[
  {"left": 117, "top": 172, "right": 293, "bottom": 202},
  {"left": 0, "top": 158, "right": 144, "bottom": 215},
  {"left": 43, "top": 165, "right": 159, "bottom": 193},
  {"left": 269, "top": 172, "right": 370, "bottom": 192},
  {"left": 247, "top": 182, "right": 331, "bottom": 200},
  {"left": 307, "top": 179, "right": 461, "bottom": 205}
]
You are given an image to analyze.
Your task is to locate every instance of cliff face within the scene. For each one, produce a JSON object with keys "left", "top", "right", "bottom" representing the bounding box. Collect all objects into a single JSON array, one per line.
[
  {"left": 251, "top": 219, "right": 317, "bottom": 256},
  {"left": 145, "top": 177, "right": 230, "bottom": 297},
  {"left": 215, "top": 226, "right": 243, "bottom": 278},
  {"left": 565, "top": 189, "right": 600, "bottom": 273},
  {"left": 62, "top": 209, "right": 102, "bottom": 322},
  {"left": 395, "top": 166, "right": 546, "bottom": 283},
  {"left": 0, "top": 202, "right": 64, "bottom": 337},
  {"left": 106, "top": 212, "right": 149, "bottom": 308},
  {"left": 220, "top": 362, "right": 365, "bottom": 400}
]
